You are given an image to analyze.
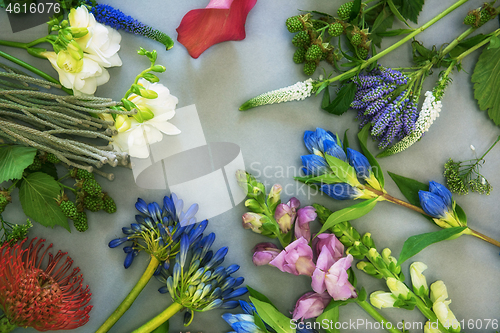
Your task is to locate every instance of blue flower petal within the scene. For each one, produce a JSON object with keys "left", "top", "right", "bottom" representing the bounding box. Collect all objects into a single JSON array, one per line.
[
  {"left": 429, "top": 181, "right": 453, "bottom": 208},
  {"left": 321, "top": 183, "right": 362, "bottom": 200},
  {"left": 109, "top": 237, "right": 128, "bottom": 248},
  {"left": 418, "top": 190, "right": 448, "bottom": 218},
  {"left": 347, "top": 148, "right": 371, "bottom": 180},
  {"left": 324, "top": 139, "right": 347, "bottom": 161},
  {"left": 301, "top": 154, "right": 329, "bottom": 176},
  {"left": 135, "top": 198, "right": 149, "bottom": 215}
]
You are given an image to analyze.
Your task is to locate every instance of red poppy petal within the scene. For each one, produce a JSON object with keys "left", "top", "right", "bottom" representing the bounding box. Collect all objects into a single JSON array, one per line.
[{"left": 176, "top": 0, "right": 257, "bottom": 58}]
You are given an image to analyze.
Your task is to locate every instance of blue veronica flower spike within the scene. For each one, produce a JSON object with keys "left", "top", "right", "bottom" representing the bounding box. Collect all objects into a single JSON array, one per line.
[{"left": 109, "top": 193, "right": 205, "bottom": 269}]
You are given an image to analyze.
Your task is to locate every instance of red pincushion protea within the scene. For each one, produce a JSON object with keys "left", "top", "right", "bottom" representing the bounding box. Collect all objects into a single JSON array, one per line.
[{"left": 0, "top": 238, "right": 92, "bottom": 331}]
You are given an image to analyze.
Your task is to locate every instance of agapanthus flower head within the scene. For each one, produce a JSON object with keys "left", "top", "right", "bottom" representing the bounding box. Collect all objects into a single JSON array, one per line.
[
  {"left": 86, "top": 1, "right": 174, "bottom": 49},
  {"left": 158, "top": 233, "right": 247, "bottom": 322},
  {"left": 0, "top": 238, "right": 92, "bottom": 331},
  {"left": 109, "top": 193, "right": 206, "bottom": 269}
]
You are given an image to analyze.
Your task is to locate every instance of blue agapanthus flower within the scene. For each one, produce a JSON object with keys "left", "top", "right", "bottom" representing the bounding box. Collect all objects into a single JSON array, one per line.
[
  {"left": 156, "top": 233, "right": 247, "bottom": 324},
  {"left": 223, "top": 300, "right": 318, "bottom": 333},
  {"left": 85, "top": 1, "right": 174, "bottom": 49},
  {"left": 109, "top": 193, "right": 206, "bottom": 269}
]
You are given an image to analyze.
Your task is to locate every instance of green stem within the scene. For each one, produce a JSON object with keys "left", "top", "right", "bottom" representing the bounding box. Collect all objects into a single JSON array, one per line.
[
  {"left": 0, "top": 314, "right": 17, "bottom": 333},
  {"left": 131, "top": 302, "right": 184, "bottom": 333},
  {"left": 318, "top": 0, "right": 470, "bottom": 87},
  {"left": 96, "top": 256, "right": 161, "bottom": 333},
  {"left": 455, "top": 28, "right": 500, "bottom": 62},
  {"left": 357, "top": 300, "right": 404, "bottom": 333},
  {"left": 469, "top": 227, "right": 500, "bottom": 248},
  {"left": 0, "top": 49, "right": 73, "bottom": 95},
  {"left": 6, "top": 180, "right": 19, "bottom": 193},
  {"left": 59, "top": 183, "right": 76, "bottom": 194},
  {"left": 0, "top": 37, "right": 49, "bottom": 50}
]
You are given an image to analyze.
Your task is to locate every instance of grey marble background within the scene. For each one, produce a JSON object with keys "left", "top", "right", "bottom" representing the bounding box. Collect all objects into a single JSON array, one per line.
[{"left": 1, "top": 0, "right": 499, "bottom": 332}]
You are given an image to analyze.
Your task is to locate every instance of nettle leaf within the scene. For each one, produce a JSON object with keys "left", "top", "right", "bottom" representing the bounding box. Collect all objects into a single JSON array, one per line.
[
  {"left": 19, "top": 172, "right": 69, "bottom": 231},
  {"left": 151, "top": 321, "right": 169, "bottom": 333},
  {"left": 358, "top": 125, "right": 385, "bottom": 188},
  {"left": 397, "top": 227, "right": 467, "bottom": 265},
  {"left": 472, "top": 45, "right": 500, "bottom": 125},
  {"left": 250, "top": 297, "right": 293, "bottom": 333},
  {"left": 0, "top": 146, "right": 37, "bottom": 183},
  {"left": 323, "top": 82, "right": 357, "bottom": 115},
  {"left": 318, "top": 197, "right": 378, "bottom": 235}
]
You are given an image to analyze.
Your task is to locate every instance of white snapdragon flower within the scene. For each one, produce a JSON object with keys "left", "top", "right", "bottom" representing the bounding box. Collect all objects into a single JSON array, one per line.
[
  {"left": 69, "top": 6, "right": 122, "bottom": 68},
  {"left": 44, "top": 51, "right": 110, "bottom": 96},
  {"left": 111, "top": 79, "right": 180, "bottom": 158}
]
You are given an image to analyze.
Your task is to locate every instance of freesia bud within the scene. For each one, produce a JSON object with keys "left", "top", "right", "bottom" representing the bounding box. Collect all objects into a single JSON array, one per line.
[
  {"left": 151, "top": 65, "right": 166, "bottom": 72},
  {"left": 67, "top": 40, "right": 84, "bottom": 60},
  {"left": 292, "top": 291, "right": 331, "bottom": 321},
  {"left": 115, "top": 115, "right": 132, "bottom": 133},
  {"left": 56, "top": 50, "right": 83, "bottom": 73},
  {"left": 430, "top": 280, "right": 448, "bottom": 304},
  {"left": 433, "top": 301, "right": 461, "bottom": 333},
  {"left": 242, "top": 212, "right": 264, "bottom": 234},
  {"left": 370, "top": 291, "right": 397, "bottom": 309},
  {"left": 139, "top": 89, "right": 159, "bottom": 99},
  {"left": 387, "top": 277, "right": 411, "bottom": 299},
  {"left": 269, "top": 237, "right": 315, "bottom": 276},
  {"left": 252, "top": 242, "right": 280, "bottom": 266},
  {"left": 410, "top": 262, "right": 428, "bottom": 296},
  {"left": 70, "top": 27, "right": 89, "bottom": 38}
]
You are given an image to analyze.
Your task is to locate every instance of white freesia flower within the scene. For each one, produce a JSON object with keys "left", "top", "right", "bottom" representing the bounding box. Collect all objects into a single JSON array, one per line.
[
  {"left": 111, "top": 78, "right": 180, "bottom": 158},
  {"left": 44, "top": 51, "right": 110, "bottom": 96},
  {"left": 69, "top": 6, "right": 122, "bottom": 68}
]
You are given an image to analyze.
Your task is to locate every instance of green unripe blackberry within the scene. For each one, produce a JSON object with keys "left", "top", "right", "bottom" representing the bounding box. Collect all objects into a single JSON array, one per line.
[
  {"left": 286, "top": 16, "right": 304, "bottom": 33},
  {"left": 328, "top": 22, "right": 344, "bottom": 37},
  {"left": 102, "top": 194, "right": 117, "bottom": 214},
  {"left": 479, "top": 11, "right": 491, "bottom": 26},
  {"left": 74, "top": 212, "right": 88, "bottom": 232},
  {"left": 292, "top": 30, "right": 311, "bottom": 47},
  {"left": 306, "top": 45, "right": 322, "bottom": 61},
  {"left": 351, "top": 33, "right": 362, "bottom": 46},
  {"left": 75, "top": 168, "right": 94, "bottom": 180},
  {"left": 84, "top": 195, "right": 103, "bottom": 212},
  {"left": 338, "top": 2, "right": 354, "bottom": 21},
  {"left": 304, "top": 61, "right": 317, "bottom": 75},
  {"left": 46, "top": 153, "right": 60, "bottom": 164},
  {"left": 59, "top": 200, "right": 78, "bottom": 219},
  {"left": 293, "top": 47, "right": 307, "bottom": 64},
  {"left": 463, "top": 13, "right": 476, "bottom": 25},
  {"left": 357, "top": 47, "right": 368, "bottom": 59},
  {"left": 312, "top": 21, "right": 323, "bottom": 31},
  {"left": 82, "top": 178, "right": 101, "bottom": 196},
  {"left": 27, "top": 158, "right": 42, "bottom": 171}
]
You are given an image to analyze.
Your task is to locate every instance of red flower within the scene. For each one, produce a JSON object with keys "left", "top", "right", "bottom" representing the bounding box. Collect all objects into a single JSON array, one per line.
[
  {"left": 176, "top": 0, "right": 257, "bottom": 58},
  {"left": 0, "top": 238, "right": 92, "bottom": 331}
]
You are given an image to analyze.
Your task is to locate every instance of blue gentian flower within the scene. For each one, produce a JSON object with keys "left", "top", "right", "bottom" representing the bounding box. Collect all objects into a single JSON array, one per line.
[
  {"left": 323, "top": 139, "right": 347, "bottom": 161},
  {"left": 418, "top": 181, "right": 462, "bottom": 228},
  {"left": 304, "top": 128, "right": 344, "bottom": 159},
  {"left": 109, "top": 193, "right": 206, "bottom": 269},
  {"left": 321, "top": 183, "right": 364, "bottom": 200},
  {"left": 428, "top": 181, "right": 452, "bottom": 208},
  {"left": 418, "top": 191, "right": 449, "bottom": 219},
  {"left": 157, "top": 233, "right": 247, "bottom": 323},
  {"left": 347, "top": 148, "right": 371, "bottom": 180},
  {"left": 301, "top": 155, "right": 329, "bottom": 176},
  {"left": 86, "top": 1, "right": 174, "bottom": 49}
]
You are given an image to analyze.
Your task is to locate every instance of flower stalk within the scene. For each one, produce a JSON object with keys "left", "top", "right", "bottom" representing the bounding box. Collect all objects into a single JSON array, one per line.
[
  {"left": 96, "top": 256, "right": 160, "bottom": 333},
  {"left": 356, "top": 300, "right": 404, "bottom": 333},
  {"left": 130, "top": 302, "right": 184, "bottom": 333}
]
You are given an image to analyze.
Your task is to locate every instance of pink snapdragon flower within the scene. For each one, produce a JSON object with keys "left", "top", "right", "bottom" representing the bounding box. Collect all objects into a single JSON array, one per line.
[
  {"left": 294, "top": 206, "right": 317, "bottom": 242},
  {"left": 176, "top": 0, "right": 257, "bottom": 58},
  {"left": 269, "top": 237, "right": 315, "bottom": 276},
  {"left": 312, "top": 233, "right": 344, "bottom": 262},
  {"left": 252, "top": 242, "right": 280, "bottom": 266},
  {"left": 292, "top": 291, "right": 331, "bottom": 321},
  {"left": 274, "top": 197, "right": 300, "bottom": 233}
]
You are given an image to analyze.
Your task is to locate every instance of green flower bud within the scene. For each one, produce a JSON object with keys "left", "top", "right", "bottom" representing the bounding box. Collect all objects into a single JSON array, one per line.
[
  {"left": 133, "top": 106, "right": 155, "bottom": 123},
  {"left": 410, "top": 262, "right": 429, "bottom": 297},
  {"left": 142, "top": 73, "right": 160, "bottom": 83},
  {"left": 370, "top": 291, "right": 397, "bottom": 309},
  {"left": 361, "top": 232, "right": 375, "bottom": 249},
  {"left": 387, "top": 277, "right": 411, "bottom": 299},
  {"left": 139, "top": 89, "right": 159, "bottom": 99},
  {"left": 357, "top": 261, "right": 383, "bottom": 278},
  {"left": 151, "top": 65, "right": 166, "bottom": 72},
  {"left": 67, "top": 40, "right": 84, "bottom": 60},
  {"left": 245, "top": 198, "right": 264, "bottom": 213},
  {"left": 70, "top": 27, "right": 89, "bottom": 38},
  {"left": 121, "top": 98, "right": 137, "bottom": 111}
]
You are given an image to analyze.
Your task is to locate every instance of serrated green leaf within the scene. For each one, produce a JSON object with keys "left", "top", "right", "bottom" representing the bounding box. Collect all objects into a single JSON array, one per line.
[
  {"left": 472, "top": 46, "right": 500, "bottom": 125},
  {"left": 323, "top": 82, "right": 357, "bottom": 115},
  {"left": 19, "top": 172, "right": 69, "bottom": 231},
  {"left": 397, "top": 227, "right": 467, "bottom": 265},
  {"left": 400, "top": 0, "right": 424, "bottom": 24},
  {"left": 0, "top": 146, "right": 37, "bottom": 183},
  {"left": 250, "top": 297, "right": 293, "bottom": 333},
  {"left": 358, "top": 125, "right": 384, "bottom": 188},
  {"left": 488, "top": 35, "right": 500, "bottom": 49},
  {"left": 151, "top": 321, "right": 169, "bottom": 333},
  {"left": 318, "top": 198, "right": 378, "bottom": 235}
]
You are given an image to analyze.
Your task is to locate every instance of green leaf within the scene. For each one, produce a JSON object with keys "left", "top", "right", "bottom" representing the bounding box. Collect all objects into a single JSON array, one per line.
[
  {"left": 377, "top": 28, "right": 414, "bottom": 37},
  {"left": 0, "top": 0, "right": 5, "bottom": 8},
  {"left": 472, "top": 46, "right": 500, "bottom": 125},
  {"left": 399, "top": 0, "right": 424, "bottom": 24},
  {"left": 387, "top": 0, "right": 407, "bottom": 24},
  {"left": 387, "top": 171, "right": 427, "bottom": 207},
  {"left": 295, "top": 173, "right": 342, "bottom": 185},
  {"left": 324, "top": 154, "right": 359, "bottom": 185},
  {"left": 358, "top": 125, "right": 384, "bottom": 188},
  {"left": 151, "top": 321, "right": 169, "bottom": 333},
  {"left": 316, "top": 303, "right": 340, "bottom": 333},
  {"left": 0, "top": 146, "right": 37, "bottom": 183},
  {"left": 323, "top": 82, "right": 357, "bottom": 115},
  {"left": 318, "top": 198, "right": 378, "bottom": 235},
  {"left": 454, "top": 204, "right": 467, "bottom": 226},
  {"left": 322, "top": 86, "right": 331, "bottom": 109},
  {"left": 19, "top": 172, "right": 70, "bottom": 231},
  {"left": 449, "top": 34, "right": 488, "bottom": 58},
  {"left": 349, "top": 0, "right": 362, "bottom": 22},
  {"left": 250, "top": 297, "right": 293, "bottom": 333},
  {"left": 247, "top": 286, "right": 278, "bottom": 309},
  {"left": 489, "top": 35, "right": 500, "bottom": 49},
  {"left": 397, "top": 227, "right": 467, "bottom": 265}
]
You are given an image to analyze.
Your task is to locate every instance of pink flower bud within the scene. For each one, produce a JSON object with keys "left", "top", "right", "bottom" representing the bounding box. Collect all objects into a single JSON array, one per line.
[
  {"left": 242, "top": 212, "right": 264, "bottom": 233},
  {"left": 292, "top": 291, "right": 331, "bottom": 321},
  {"left": 294, "top": 206, "right": 317, "bottom": 242},
  {"left": 252, "top": 242, "right": 280, "bottom": 266}
]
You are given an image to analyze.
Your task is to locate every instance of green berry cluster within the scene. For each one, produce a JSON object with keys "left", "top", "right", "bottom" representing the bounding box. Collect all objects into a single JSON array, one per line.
[
  {"left": 27, "top": 157, "right": 42, "bottom": 171},
  {"left": 293, "top": 47, "right": 307, "bottom": 64},
  {"left": 306, "top": 44, "right": 323, "bottom": 61},
  {"left": 292, "top": 31, "right": 311, "bottom": 47},
  {"left": 328, "top": 22, "right": 344, "bottom": 37},
  {"left": 351, "top": 33, "right": 362, "bottom": 46},
  {"left": 337, "top": 2, "right": 354, "bottom": 21},
  {"left": 46, "top": 153, "right": 60, "bottom": 164},
  {"left": 102, "top": 194, "right": 117, "bottom": 214},
  {"left": 463, "top": 13, "right": 476, "bottom": 25},
  {"left": 73, "top": 212, "right": 88, "bottom": 232},
  {"left": 82, "top": 178, "right": 102, "bottom": 196},
  {"left": 463, "top": 5, "right": 497, "bottom": 27},
  {"left": 286, "top": 16, "right": 305, "bottom": 33},
  {"left": 60, "top": 200, "right": 78, "bottom": 219}
]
